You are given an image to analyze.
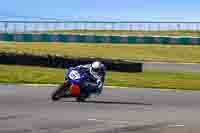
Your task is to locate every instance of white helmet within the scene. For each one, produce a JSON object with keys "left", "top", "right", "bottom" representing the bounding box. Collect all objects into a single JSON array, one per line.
[{"left": 89, "top": 61, "right": 102, "bottom": 78}]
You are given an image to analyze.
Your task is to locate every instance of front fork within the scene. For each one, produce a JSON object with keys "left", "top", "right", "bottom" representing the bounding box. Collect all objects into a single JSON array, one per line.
[
  {"left": 62, "top": 80, "right": 71, "bottom": 95},
  {"left": 64, "top": 80, "right": 68, "bottom": 87}
]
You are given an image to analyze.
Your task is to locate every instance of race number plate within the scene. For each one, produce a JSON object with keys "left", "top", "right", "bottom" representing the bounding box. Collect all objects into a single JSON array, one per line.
[{"left": 69, "top": 70, "right": 81, "bottom": 80}]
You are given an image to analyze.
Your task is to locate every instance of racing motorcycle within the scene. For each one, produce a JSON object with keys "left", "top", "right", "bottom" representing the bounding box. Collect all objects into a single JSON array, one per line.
[{"left": 51, "top": 68, "right": 99, "bottom": 102}]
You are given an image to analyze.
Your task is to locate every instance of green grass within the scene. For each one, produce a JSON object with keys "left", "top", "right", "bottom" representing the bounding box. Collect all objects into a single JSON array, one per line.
[
  {"left": 1, "top": 41, "right": 200, "bottom": 63},
  {"left": 0, "top": 65, "right": 200, "bottom": 90},
  {"left": 1, "top": 64, "right": 200, "bottom": 90},
  {"left": 36, "top": 30, "right": 200, "bottom": 37}
]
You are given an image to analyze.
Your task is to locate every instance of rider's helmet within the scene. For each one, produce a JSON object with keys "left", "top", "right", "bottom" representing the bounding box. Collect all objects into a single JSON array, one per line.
[{"left": 89, "top": 61, "right": 103, "bottom": 78}]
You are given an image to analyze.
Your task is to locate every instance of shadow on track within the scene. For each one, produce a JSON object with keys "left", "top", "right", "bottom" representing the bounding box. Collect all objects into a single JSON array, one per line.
[{"left": 63, "top": 100, "right": 152, "bottom": 106}]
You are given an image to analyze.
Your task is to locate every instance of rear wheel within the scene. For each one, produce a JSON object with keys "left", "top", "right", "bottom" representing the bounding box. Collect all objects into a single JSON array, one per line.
[
  {"left": 76, "top": 96, "right": 86, "bottom": 102},
  {"left": 76, "top": 93, "right": 89, "bottom": 102}
]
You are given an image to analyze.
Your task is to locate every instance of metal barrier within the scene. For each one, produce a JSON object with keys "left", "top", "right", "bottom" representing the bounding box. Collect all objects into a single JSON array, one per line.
[{"left": 0, "top": 21, "right": 200, "bottom": 33}]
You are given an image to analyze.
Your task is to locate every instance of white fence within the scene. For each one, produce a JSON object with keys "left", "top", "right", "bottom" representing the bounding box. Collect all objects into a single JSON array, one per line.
[{"left": 0, "top": 21, "right": 200, "bottom": 33}]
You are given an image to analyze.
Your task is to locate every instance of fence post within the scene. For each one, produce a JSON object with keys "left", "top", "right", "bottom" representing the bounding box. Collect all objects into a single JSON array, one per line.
[
  {"left": 111, "top": 23, "right": 114, "bottom": 31},
  {"left": 148, "top": 24, "right": 151, "bottom": 31},
  {"left": 177, "top": 24, "right": 181, "bottom": 31},
  {"left": 196, "top": 24, "right": 199, "bottom": 31},
  {"left": 83, "top": 23, "right": 87, "bottom": 31},
  {"left": 4, "top": 23, "right": 8, "bottom": 33},
  {"left": 13, "top": 24, "right": 17, "bottom": 33},
  {"left": 157, "top": 23, "right": 161, "bottom": 31},
  {"left": 24, "top": 23, "right": 27, "bottom": 32},
  {"left": 129, "top": 24, "right": 133, "bottom": 31}
]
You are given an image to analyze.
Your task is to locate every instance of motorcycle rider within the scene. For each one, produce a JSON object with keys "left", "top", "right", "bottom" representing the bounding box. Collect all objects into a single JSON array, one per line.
[{"left": 66, "top": 61, "right": 106, "bottom": 96}]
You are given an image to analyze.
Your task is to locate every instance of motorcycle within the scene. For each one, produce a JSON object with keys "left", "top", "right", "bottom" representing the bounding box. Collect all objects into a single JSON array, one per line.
[{"left": 51, "top": 68, "right": 98, "bottom": 102}]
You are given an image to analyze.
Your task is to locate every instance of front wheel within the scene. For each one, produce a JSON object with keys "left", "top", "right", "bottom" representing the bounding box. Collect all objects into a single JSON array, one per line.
[{"left": 51, "top": 84, "right": 67, "bottom": 101}]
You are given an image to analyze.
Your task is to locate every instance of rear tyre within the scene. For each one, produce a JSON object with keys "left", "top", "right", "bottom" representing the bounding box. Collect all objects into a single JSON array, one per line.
[
  {"left": 76, "top": 93, "right": 89, "bottom": 102},
  {"left": 76, "top": 96, "right": 86, "bottom": 102}
]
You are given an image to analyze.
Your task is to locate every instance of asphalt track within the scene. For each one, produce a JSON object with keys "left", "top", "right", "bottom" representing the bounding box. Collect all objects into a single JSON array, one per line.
[
  {"left": 1, "top": 85, "right": 200, "bottom": 133},
  {"left": 143, "top": 62, "right": 200, "bottom": 72}
]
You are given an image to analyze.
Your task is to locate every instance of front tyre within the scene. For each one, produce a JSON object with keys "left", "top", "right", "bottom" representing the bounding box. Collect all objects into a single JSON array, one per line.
[{"left": 51, "top": 84, "right": 66, "bottom": 101}]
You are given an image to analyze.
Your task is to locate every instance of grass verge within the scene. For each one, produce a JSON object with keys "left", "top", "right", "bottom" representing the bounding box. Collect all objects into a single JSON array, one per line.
[
  {"left": 1, "top": 64, "right": 200, "bottom": 90},
  {"left": 1, "top": 41, "right": 200, "bottom": 63}
]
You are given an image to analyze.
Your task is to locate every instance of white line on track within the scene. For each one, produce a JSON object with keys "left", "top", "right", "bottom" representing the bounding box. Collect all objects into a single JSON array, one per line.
[
  {"left": 88, "top": 119, "right": 186, "bottom": 129},
  {"left": 168, "top": 124, "right": 185, "bottom": 128},
  {"left": 88, "top": 118, "right": 129, "bottom": 124}
]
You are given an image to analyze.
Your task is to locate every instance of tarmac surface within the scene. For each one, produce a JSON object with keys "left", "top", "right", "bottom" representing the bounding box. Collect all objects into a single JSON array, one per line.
[
  {"left": 143, "top": 62, "right": 200, "bottom": 72},
  {"left": 1, "top": 84, "right": 200, "bottom": 133}
]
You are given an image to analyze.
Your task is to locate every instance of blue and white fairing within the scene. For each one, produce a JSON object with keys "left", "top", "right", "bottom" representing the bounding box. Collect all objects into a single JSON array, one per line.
[{"left": 65, "top": 68, "right": 89, "bottom": 85}]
